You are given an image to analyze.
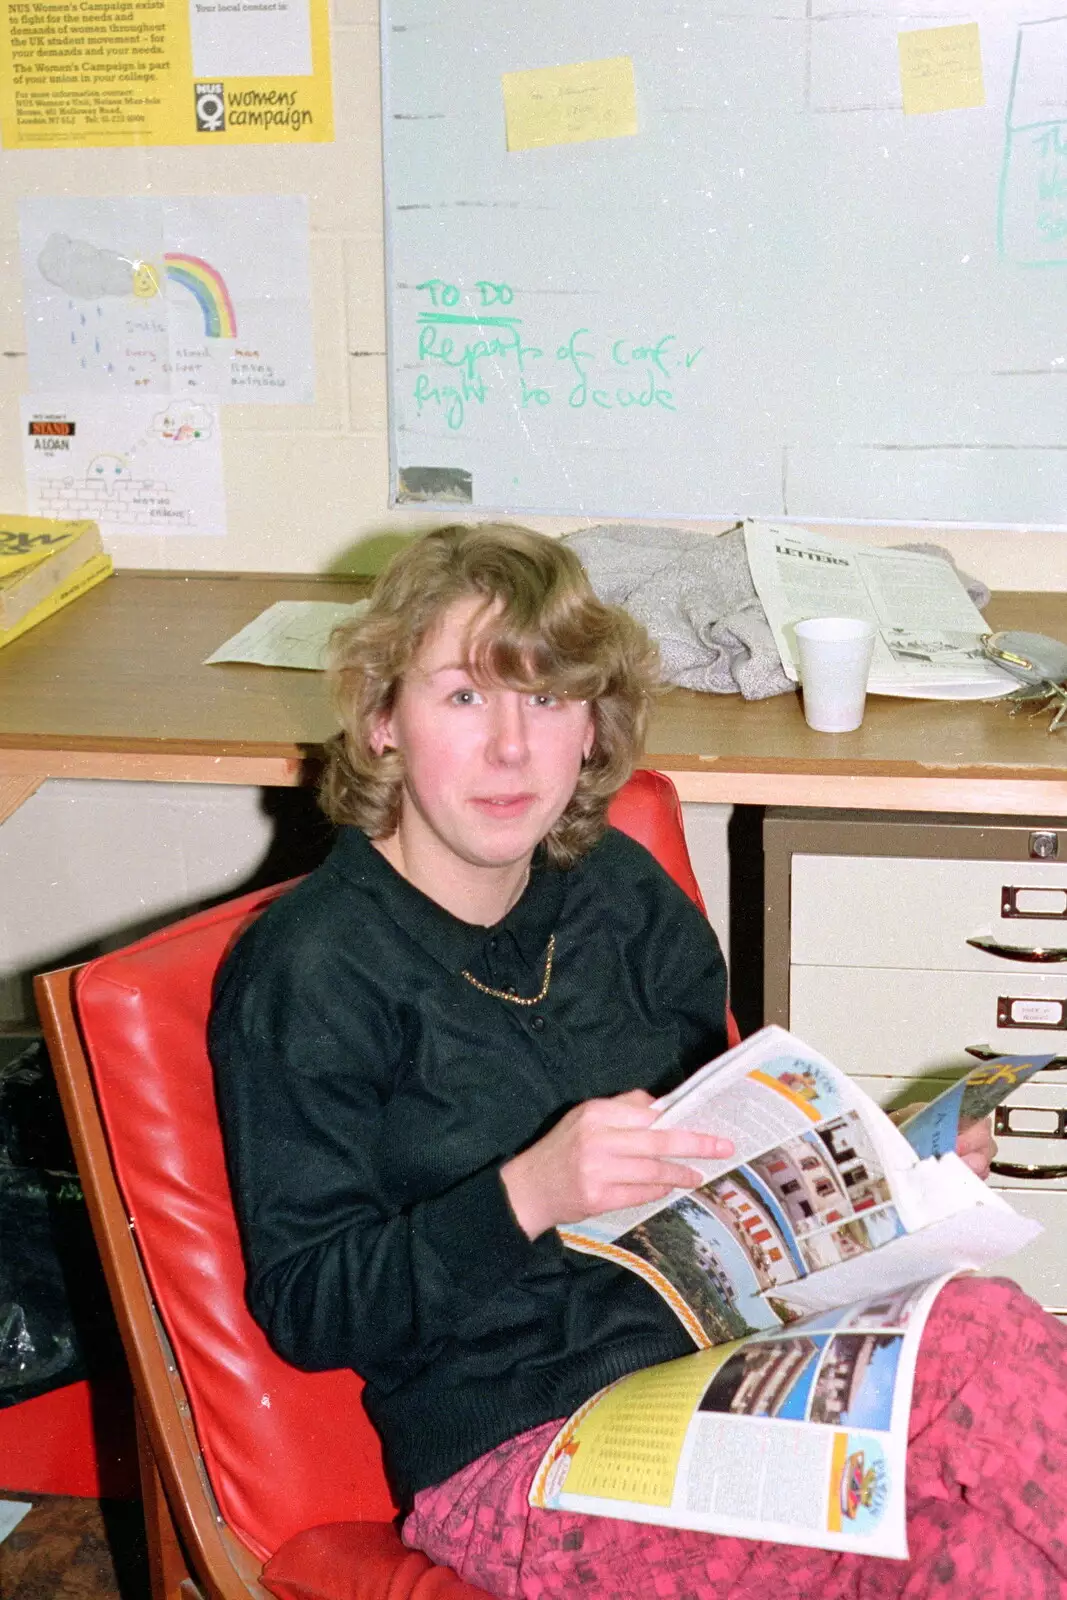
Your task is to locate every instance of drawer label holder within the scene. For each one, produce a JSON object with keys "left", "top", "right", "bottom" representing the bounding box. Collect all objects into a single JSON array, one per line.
[
  {"left": 992, "top": 1105, "right": 1067, "bottom": 1181},
  {"left": 1001, "top": 884, "right": 1067, "bottom": 921},
  {"left": 997, "top": 995, "right": 1067, "bottom": 1031}
]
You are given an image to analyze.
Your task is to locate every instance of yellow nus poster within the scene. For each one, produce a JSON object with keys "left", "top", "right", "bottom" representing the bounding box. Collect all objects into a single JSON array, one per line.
[{"left": 0, "top": 0, "right": 332, "bottom": 148}]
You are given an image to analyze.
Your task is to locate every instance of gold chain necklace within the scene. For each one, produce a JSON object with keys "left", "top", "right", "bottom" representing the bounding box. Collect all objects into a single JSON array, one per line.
[{"left": 461, "top": 934, "right": 555, "bottom": 1006}]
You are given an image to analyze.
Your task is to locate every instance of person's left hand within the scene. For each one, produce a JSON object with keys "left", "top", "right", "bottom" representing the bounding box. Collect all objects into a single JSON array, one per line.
[{"left": 955, "top": 1114, "right": 997, "bottom": 1181}]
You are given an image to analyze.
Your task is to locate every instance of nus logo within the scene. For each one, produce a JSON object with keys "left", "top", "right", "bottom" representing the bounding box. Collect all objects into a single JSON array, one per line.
[{"left": 194, "top": 83, "right": 226, "bottom": 132}]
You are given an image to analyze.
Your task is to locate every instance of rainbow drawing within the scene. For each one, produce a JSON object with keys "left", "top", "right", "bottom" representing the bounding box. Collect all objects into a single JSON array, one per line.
[{"left": 163, "top": 253, "right": 237, "bottom": 339}]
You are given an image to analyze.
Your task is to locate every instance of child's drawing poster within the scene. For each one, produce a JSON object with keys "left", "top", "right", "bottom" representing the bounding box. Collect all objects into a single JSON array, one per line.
[
  {"left": 19, "top": 196, "right": 313, "bottom": 404},
  {"left": 21, "top": 394, "right": 226, "bottom": 537}
]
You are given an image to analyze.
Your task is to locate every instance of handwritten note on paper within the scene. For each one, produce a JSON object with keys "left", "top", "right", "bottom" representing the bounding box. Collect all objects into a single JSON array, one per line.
[
  {"left": 502, "top": 56, "right": 637, "bottom": 152},
  {"left": 204, "top": 599, "right": 369, "bottom": 670},
  {"left": 898, "top": 23, "right": 985, "bottom": 116}
]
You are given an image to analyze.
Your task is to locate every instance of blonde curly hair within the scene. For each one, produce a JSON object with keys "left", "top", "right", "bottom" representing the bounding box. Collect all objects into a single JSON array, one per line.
[{"left": 319, "top": 522, "right": 660, "bottom": 867}]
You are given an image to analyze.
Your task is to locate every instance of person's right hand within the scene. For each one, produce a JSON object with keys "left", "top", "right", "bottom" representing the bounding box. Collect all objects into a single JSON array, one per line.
[{"left": 500, "top": 1089, "right": 734, "bottom": 1241}]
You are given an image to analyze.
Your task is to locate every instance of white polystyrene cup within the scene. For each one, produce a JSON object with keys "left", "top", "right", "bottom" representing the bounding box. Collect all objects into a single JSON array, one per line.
[{"left": 794, "top": 617, "right": 878, "bottom": 733}]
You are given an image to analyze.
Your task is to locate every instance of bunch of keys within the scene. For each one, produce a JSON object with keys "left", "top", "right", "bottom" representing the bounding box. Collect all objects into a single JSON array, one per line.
[{"left": 982, "top": 631, "right": 1067, "bottom": 731}]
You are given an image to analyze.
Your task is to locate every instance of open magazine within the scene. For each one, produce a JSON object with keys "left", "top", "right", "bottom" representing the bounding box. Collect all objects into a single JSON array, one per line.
[
  {"left": 530, "top": 1029, "right": 1051, "bottom": 1559},
  {"left": 743, "top": 521, "right": 1018, "bottom": 700}
]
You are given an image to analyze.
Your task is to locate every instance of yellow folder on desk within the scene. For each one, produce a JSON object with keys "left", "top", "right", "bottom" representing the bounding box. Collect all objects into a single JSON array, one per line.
[
  {"left": 0, "top": 551, "right": 113, "bottom": 652},
  {"left": 0, "top": 514, "right": 99, "bottom": 578},
  {"left": 0, "top": 523, "right": 104, "bottom": 629}
]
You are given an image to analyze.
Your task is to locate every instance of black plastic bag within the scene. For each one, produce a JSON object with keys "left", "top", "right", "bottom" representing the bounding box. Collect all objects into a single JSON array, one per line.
[
  {"left": 0, "top": 1041, "right": 122, "bottom": 1408},
  {"left": 0, "top": 1037, "right": 75, "bottom": 1172}
]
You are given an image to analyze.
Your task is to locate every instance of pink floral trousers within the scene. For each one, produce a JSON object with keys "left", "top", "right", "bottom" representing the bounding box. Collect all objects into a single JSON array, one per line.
[{"left": 403, "top": 1278, "right": 1067, "bottom": 1598}]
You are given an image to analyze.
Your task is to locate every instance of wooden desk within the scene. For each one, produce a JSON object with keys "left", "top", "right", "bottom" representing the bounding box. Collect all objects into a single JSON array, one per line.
[{"left": 1, "top": 573, "right": 1066, "bottom": 823}]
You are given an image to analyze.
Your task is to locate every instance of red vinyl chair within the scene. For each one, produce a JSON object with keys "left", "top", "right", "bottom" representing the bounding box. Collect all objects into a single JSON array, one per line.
[{"left": 34, "top": 769, "right": 737, "bottom": 1600}]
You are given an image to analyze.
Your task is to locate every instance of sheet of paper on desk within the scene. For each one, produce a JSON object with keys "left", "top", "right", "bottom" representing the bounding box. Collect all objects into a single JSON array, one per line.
[{"left": 204, "top": 600, "right": 369, "bottom": 671}]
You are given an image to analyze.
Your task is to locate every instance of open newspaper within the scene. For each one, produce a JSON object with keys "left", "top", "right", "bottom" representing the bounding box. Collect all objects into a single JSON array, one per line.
[
  {"left": 531, "top": 1028, "right": 1051, "bottom": 1559},
  {"left": 743, "top": 521, "right": 1018, "bottom": 700}
]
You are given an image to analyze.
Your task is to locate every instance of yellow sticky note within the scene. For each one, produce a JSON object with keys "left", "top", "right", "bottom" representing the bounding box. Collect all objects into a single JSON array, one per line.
[
  {"left": 898, "top": 23, "right": 985, "bottom": 116},
  {"left": 502, "top": 56, "right": 637, "bottom": 152}
]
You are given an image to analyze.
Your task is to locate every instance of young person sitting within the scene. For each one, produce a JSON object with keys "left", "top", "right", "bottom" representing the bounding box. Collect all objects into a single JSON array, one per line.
[{"left": 210, "top": 522, "right": 1067, "bottom": 1600}]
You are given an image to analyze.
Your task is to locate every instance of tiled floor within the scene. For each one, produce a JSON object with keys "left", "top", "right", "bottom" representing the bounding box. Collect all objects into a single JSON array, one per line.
[{"left": 0, "top": 1496, "right": 148, "bottom": 1600}]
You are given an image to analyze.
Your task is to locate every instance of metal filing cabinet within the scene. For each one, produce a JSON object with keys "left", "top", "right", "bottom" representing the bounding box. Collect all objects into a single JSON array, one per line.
[{"left": 764, "top": 809, "right": 1067, "bottom": 1316}]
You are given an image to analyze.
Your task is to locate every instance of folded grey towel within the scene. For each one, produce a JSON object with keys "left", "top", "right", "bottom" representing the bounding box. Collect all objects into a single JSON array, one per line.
[
  {"left": 564, "top": 524, "right": 991, "bottom": 700},
  {"left": 564, "top": 523, "right": 792, "bottom": 699}
]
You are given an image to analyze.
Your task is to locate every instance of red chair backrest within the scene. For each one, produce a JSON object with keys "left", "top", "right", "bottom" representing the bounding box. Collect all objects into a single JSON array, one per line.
[
  {"left": 607, "top": 769, "right": 706, "bottom": 914},
  {"left": 73, "top": 769, "right": 729, "bottom": 1563}
]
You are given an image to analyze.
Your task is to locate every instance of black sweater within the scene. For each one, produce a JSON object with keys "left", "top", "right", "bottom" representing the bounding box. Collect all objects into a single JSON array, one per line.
[{"left": 208, "top": 825, "right": 728, "bottom": 1503}]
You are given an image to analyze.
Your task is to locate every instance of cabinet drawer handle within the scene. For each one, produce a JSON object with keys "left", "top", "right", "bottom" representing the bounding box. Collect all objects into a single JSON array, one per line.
[
  {"left": 990, "top": 1160, "right": 1067, "bottom": 1180},
  {"left": 966, "top": 1044, "right": 1067, "bottom": 1068},
  {"left": 966, "top": 935, "right": 1067, "bottom": 962}
]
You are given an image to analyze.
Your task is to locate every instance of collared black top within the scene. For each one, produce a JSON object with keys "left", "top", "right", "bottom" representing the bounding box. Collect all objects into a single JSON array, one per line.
[{"left": 208, "top": 824, "right": 728, "bottom": 1503}]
